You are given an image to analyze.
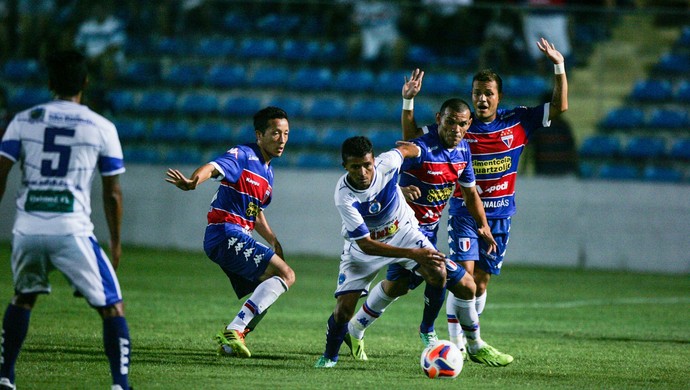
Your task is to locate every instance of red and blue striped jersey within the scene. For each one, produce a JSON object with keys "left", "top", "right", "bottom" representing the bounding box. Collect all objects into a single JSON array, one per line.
[
  {"left": 449, "top": 104, "right": 550, "bottom": 218},
  {"left": 400, "top": 124, "right": 475, "bottom": 231},
  {"left": 206, "top": 143, "right": 273, "bottom": 233}
]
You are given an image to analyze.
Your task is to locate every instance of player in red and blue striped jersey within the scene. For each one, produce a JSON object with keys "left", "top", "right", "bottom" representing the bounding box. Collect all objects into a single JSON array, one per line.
[
  {"left": 409, "top": 38, "right": 569, "bottom": 366},
  {"left": 166, "top": 106, "right": 295, "bottom": 359}
]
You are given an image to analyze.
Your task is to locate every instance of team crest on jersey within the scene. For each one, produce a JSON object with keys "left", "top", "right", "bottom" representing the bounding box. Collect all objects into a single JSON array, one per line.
[
  {"left": 368, "top": 200, "right": 381, "bottom": 214},
  {"left": 458, "top": 238, "right": 471, "bottom": 252},
  {"left": 29, "top": 108, "right": 45, "bottom": 121},
  {"left": 500, "top": 129, "right": 514, "bottom": 148}
]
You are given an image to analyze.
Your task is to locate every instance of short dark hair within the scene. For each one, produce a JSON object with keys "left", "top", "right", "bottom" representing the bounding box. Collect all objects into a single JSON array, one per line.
[
  {"left": 341, "top": 136, "right": 373, "bottom": 164},
  {"left": 439, "top": 98, "right": 471, "bottom": 115},
  {"left": 46, "top": 50, "right": 88, "bottom": 96},
  {"left": 253, "top": 106, "right": 288, "bottom": 134},
  {"left": 473, "top": 69, "right": 503, "bottom": 94}
]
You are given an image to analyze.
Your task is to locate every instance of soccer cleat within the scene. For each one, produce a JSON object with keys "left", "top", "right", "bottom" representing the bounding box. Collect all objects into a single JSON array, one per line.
[
  {"left": 344, "top": 333, "right": 368, "bottom": 361},
  {"left": 214, "top": 329, "right": 251, "bottom": 358},
  {"left": 314, "top": 356, "right": 337, "bottom": 368},
  {"left": 0, "top": 378, "right": 14, "bottom": 390},
  {"left": 419, "top": 330, "right": 439, "bottom": 347},
  {"left": 468, "top": 344, "right": 513, "bottom": 367}
]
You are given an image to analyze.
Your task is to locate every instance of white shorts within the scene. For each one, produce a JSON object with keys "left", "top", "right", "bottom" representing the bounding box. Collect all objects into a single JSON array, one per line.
[
  {"left": 11, "top": 234, "right": 123, "bottom": 308},
  {"left": 334, "top": 221, "right": 433, "bottom": 297}
]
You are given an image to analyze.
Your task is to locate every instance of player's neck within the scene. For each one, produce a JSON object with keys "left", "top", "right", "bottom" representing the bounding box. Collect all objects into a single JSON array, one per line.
[{"left": 55, "top": 95, "right": 82, "bottom": 104}]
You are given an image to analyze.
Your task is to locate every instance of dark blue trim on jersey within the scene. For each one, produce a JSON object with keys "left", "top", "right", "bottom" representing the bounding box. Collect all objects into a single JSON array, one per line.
[
  {"left": 98, "top": 156, "right": 125, "bottom": 173},
  {"left": 0, "top": 139, "right": 20, "bottom": 161}
]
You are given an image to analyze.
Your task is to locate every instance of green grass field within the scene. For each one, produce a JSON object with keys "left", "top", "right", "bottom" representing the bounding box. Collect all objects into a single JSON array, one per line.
[{"left": 0, "top": 242, "right": 688, "bottom": 389}]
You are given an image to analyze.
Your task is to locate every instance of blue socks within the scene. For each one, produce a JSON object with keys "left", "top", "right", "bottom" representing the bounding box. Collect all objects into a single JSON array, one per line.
[
  {"left": 103, "top": 316, "right": 131, "bottom": 389},
  {"left": 323, "top": 314, "right": 347, "bottom": 361},
  {"left": 420, "top": 284, "right": 446, "bottom": 333},
  {"left": 0, "top": 304, "right": 31, "bottom": 383}
]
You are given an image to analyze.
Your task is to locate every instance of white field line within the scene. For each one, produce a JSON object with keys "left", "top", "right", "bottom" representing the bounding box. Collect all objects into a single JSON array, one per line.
[{"left": 488, "top": 296, "right": 690, "bottom": 309}]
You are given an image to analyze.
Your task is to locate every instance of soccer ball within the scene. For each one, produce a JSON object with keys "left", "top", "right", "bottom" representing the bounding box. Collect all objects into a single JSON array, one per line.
[{"left": 420, "top": 340, "right": 463, "bottom": 379}]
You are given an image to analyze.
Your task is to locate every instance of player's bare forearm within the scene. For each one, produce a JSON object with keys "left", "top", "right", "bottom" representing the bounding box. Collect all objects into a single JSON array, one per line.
[
  {"left": 537, "top": 37, "right": 569, "bottom": 118},
  {"left": 356, "top": 237, "right": 445, "bottom": 267},
  {"left": 255, "top": 211, "right": 284, "bottom": 259},
  {"left": 461, "top": 185, "right": 497, "bottom": 253},
  {"left": 165, "top": 164, "right": 216, "bottom": 191},
  {"left": 0, "top": 157, "right": 12, "bottom": 205},
  {"left": 395, "top": 141, "right": 421, "bottom": 159},
  {"left": 102, "top": 175, "right": 123, "bottom": 269}
]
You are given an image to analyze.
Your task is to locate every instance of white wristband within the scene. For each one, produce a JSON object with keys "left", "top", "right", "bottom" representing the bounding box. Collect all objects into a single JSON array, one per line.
[
  {"left": 402, "top": 98, "right": 414, "bottom": 111},
  {"left": 554, "top": 63, "right": 565, "bottom": 75}
]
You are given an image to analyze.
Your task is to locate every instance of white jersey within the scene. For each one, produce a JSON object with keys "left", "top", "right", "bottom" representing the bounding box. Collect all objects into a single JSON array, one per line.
[
  {"left": 334, "top": 149, "right": 418, "bottom": 242},
  {"left": 0, "top": 100, "right": 125, "bottom": 235}
]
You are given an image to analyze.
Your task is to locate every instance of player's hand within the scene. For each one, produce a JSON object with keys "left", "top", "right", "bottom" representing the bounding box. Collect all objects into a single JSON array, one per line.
[
  {"left": 477, "top": 226, "right": 497, "bottom": 254},
  {"left": 413, "top": 247, "right": 446, "bottom": 269},
  {"left": 537, "top": 37, "right": 564, "bottom": 65},
  {"left": 165, "top": 168, "right": 199, "bottom": 191},
  {"left": 403, "top": 68, "right": 424, "bottom": 99},
  {"left": 401, "top": 185, "right": 422, "bottom": 202}
]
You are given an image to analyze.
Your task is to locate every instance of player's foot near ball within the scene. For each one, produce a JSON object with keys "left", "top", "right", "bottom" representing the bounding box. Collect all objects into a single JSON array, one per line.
[
  {"left": 468, "top": 343, "right": 513, "bottom": 367},
  {"left": 214, "top": 329, "right": 251, "bottom": 358},
  {"left": 344, "top": 333, "right": 368, "bottom": 361},
  {"left": 419, "top": 329, "right": 439, "bottom": 347},
  {"left": 314, "top": 356, "right": 337, "bottom": 368}
]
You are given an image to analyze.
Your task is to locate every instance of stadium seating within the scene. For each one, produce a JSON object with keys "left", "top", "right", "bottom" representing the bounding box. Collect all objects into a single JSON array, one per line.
[
  {"left": 193, "top": 121, "right": 233, "bottom": 144},
  {"left": 177, "top": 92, "right": 219, "bottom": 116},
  {"left": 123, "top": 146, "right": 159, "bottom": 164},
  {"left": 150, "top": 119, "right": 191, "bottom": 142},
  {"left": 318, "top": 127, "right": 358, "bottom": 148},
  {"left": 280, "top": 39, "right": 321, "bottom": 62},
  {"left": 642, "top": 165, "right": 684, "bottom": 183},
  {"left": 368, "top": 129, "right": 400, "bottom": 149},
  {"left": 239, "top": 37, "right": 280, "bottom": 59},
  {"left": 653, "top": 52, "right": 690, "bottom": 74},
  {"left": 629, "top": 79, "right": 674, "bottom": 102},
  {"left": 290, "top": 67, "right": 334, "bottom": 91},
  {"left": 598, "top": 107, "right": 645, "bottom": 130},
  {"left": 422, "top": 73, "right": 463, "bottom": 95},
  {"left": 293, "top": 151, "right": 339, "bottom": 169},
  {"left": 222, "top": 11, "right": 253, "bottom": 33},
  {"left": 107, "top": 90, "right": 136, "bottom": 113},
  {"left": 195, "top": 37, "right": 236, "bottom": 57},
  {"left": 2, "top": 58, "right": 40, "bottom": 82},
  {"left": 578, "top": 135, "right": 622, "bottom": 157},
  {"left": 221, "top": 96, "right": 262, "bottom": 117},
  {"left": 7, "top": 87, "right": 52, "bottom": 111},
  {"left": 153, "top": 36, "right": 189, "bottom": 56},
  {"left": 622, "top": 136, "right": 667, "bottom": 159},
  {"left": 256, "top": 13, "right": 302, "bottom": 35},
  {"left": 333, "top": 69, "right": 375, "bottom": 93},
  {"left": 162, "top": 147, "right": 204, "bottom": 165},
  {"left": 162, "top": 63, "right": 206, "bottom": 87},
  {"left": 114, "top": 118, "right": 148, "bottom": 141},
  {"left": 349, "top": 98, "right": 391, "bottom": 122},
  {"left": 597, "top": 163, "right": 639, "bottom": 180},
  {"left": 374, "top": 70, "right": 408, "bottom": 94},
  {"left": 249, "top": 65, "right": 290, "bottom": 88},
  {"left": 205, "top": 63, "right": 246, "bottom": 88},
  {"left": 675, "top": 80, "right": 690, "bottom": 102},
  {"left": 287, "top": 126, "right": 320, "bottom": 147},
  {"left": 135, "top": 90, "right": 177, "bottom": 114},
  {"left": 305, "top": 97, "right": 347, "bottom": 120},
  {"left": 645, "top": 107, "right": 688, "bottom": 129},
  {"left": 267, "top": 96, "right": 303, "bottom": 118},
  {"left": 670, "top": 138, "right": 690, "bottom": 160},
  {"left": 504, "top": 75, "right": 549, "bottom": 98},
  {"left": 119, "top": 59, "right": 160, "bottom": 85}
]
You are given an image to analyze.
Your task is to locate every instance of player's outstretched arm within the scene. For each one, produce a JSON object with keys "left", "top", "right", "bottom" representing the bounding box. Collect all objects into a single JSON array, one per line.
[
  {"left": 355, "top": 236, "right": 445, "bottom": 268},
  {"left": 401, "top": 68, "right": 425, "bottom": 140},
  {"left": 165, "top": 163, "right": 218, "bottom": 191},
  {"left": 395, "top": 140, "right": 421, "bottom": 159},
  {"left": 537, "top": 37, "right": 569, "bottom": 120},
  {"left": 459, "top": 185, "right": 497, "bottom": 254}
]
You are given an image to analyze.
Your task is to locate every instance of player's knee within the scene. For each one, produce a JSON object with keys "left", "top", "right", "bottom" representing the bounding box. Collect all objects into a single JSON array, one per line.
[
  {"left": 280, "top": 266, "right": 296, "bottom": 288},
  {"left": 98, "top": 302, "right": 124, "bottom": 318},
  {"left": 12, "top": 293, "right": 38, "bottom": 310},
  {"left": 382, "top": 279, "right": 409, "bottom": 298},
  {"left": 449, "top": 273, "right": 476, "bottom": 300}
]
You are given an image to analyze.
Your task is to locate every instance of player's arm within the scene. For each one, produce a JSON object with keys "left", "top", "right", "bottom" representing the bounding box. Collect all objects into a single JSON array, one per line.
[
  {"left": 165, "top": 163, "right": 219, "bottom": 191},
  {"left": 394, "top": 140, "right": 421, "bottom": 159},
  {"left": 102, "top": 174, "right": 123, "bottom": 269},
  {"left": 537, "top": 37, "right": 569, "bottom": 120},
  {"left": 254, "top": 209, "right": 284, "bottom": 260},
  {"left": 0, "top": 156, "right": 14, "bottom": 204},
  {"left": 355, "top": 236, "right": 445, "bottom": 268},
  {"left": 459, "top": 184, "right": 497, "bottom": 254},
  {"left": 401, "top": 68, "right": 425, "bottom": 140}
]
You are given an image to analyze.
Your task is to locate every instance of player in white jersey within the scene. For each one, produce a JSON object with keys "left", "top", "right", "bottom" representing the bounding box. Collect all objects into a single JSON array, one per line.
[
  {"left": 0, "top": 50, "right": 131, "bottom": 390},
  {"left": 315, "top": 135, "right": 453, "bottom": 368}
]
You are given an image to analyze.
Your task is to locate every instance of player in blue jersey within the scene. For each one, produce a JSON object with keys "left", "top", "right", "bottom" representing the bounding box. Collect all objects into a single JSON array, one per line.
[
  {"left": 166, "top": 106, "right": 295, "bottom": 359},
  {"left": 315, "top": 135, "right": 488, "bottom": 368},
  {"left": 343, "top": 95, "right": 505, "bottom": 364},
  {"left": 404, "top": 38, "right": 569, "bottom": 366},
  {"left": 0, "top": 50, "right": 131, "bottom": 390}
]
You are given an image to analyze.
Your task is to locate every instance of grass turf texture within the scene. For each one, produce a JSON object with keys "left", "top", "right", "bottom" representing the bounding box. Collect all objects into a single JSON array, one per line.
[{"left": 0, "top": 242, "right": 688, "bottom": 389}]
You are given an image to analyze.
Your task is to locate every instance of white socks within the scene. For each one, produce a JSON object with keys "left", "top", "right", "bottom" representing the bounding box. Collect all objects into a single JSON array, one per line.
[
  {"left": 348, "top": 281, "right": 398, "bottom": 339},
  {"left": 228, "top": 276, "right": 288, "bottom": 331}
]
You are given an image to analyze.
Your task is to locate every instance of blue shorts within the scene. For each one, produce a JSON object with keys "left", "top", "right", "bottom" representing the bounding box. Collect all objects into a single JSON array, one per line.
[
  {"left": 204, "top": 224, "right": 275, "bottom": 298},
  {"left": 447, "top": 216, "right": 511, "bottom": 275},
  {"left": 386, "top": 225, "right": 465, "bottom": 290}
]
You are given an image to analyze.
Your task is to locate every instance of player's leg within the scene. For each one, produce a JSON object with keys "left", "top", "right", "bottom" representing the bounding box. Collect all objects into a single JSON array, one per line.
[
  {"left": 1, "top": 235, "right": 49, "bottom": 388},
  {"left": 97, "top": 303, "right": 131, "bottom": 390},
  {"left": 315, "top": 291, "right": 361, "bottom": 368},
  {"left": 52, "top": 236, "right": 132, "bottom": 389},
  {"left": 0, "top": 293, "right": 37, "bottom": 389}
]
